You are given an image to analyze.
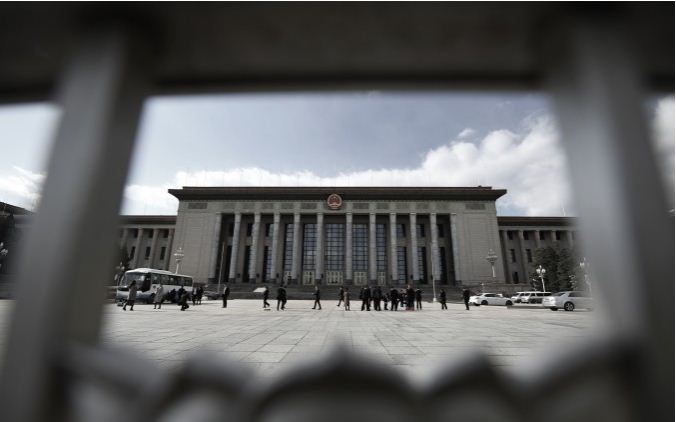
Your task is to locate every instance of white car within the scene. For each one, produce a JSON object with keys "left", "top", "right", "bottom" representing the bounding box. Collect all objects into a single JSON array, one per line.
[
  {"left": 511, "top": 291, "right": 529, "bottom": 303},
  {"left": 469, "top": 293, "right": 513, "bottom": 306},
  {"left": 542, "top": 291, "right": 594, "bottom": 311},
  {"left": 519, "top": 291, "right": 552, "bottom": 304}
]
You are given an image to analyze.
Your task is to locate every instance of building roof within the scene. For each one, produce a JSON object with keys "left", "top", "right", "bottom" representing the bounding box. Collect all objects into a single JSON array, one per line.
[
  {"left": 0, "top": 202, "right": 32, "bottom": 216},
  {"left": 497, "top": 216, "right": 577, "bottom": 227},
  {"left": 168, "top": 186, "right": 508, "bottom": 201},
  {"left": 119, "top": 215, "right": 177, "bottom": 225}
]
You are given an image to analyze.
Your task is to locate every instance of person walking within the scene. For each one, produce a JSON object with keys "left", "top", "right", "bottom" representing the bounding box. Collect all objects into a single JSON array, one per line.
[
  {"left": 263, "top": 285, "right": 270, "bottom": 309},
  {"left": 361, "top": 287, "right": 371, "bottom": 311},
  {"left": 153, "top": 283, "right": 164, "bottom": 310},
  {"left": 277, "top": 285, "right": 287, "bottom": 310},
  {"left": 415, "top": 288, "right": 423, "bottom": 310},
  {"left": 191, "top": 285, "right": 198, "bottom": 306},
  {"left": 179, "top": 289, "right": 190, "bottom": 311},
  {"left": 344, "top": 288, "right": 351, "bottom": 310},
  {"left": 390, "top": 288, "right": 398, "bottom": 311},
  {"left": 312, "top": 286, "right": 322, "bottom": 310},
  {"left": 439, "top": 288, "right": 448, "bottom": 310},
  {"left": 462, "top": 288, "right": 471, "bottom": 310},
  {"left": 383, "top": 291, "right": 389, "bottom": 311},
  {"left": 123, "top": 280, "right": 137, "bottom": 311},
  {"left": 222, "top": 285, "right": 230, "bottom": 308},
  {"left": 373, "top": 286, "right": 382, "bottom": 311},
  {"left": 337, "top": 286, "right": 344, "bottom": 307},
  {"left": 196, "top": 285, "right": 203, "bottom": 305},
  {"left": 406, "top": 285, "right": 415, "bottom": 310},
  {"left": 399, "top": 289, "right": 406, "bottom": 309}
]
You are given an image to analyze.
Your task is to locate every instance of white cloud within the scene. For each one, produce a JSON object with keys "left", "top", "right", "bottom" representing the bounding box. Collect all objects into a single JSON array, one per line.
[
  {"left": 0, "top": 166, "right": 45, "bottom": 210},
  {"left": 457, "top": 128, "right": 476, "bottom": 139}
]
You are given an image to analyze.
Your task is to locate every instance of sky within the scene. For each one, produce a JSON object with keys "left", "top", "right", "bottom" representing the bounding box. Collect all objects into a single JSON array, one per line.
[{"left": 0, "top": 92, "right": 673, "bottom": 217}]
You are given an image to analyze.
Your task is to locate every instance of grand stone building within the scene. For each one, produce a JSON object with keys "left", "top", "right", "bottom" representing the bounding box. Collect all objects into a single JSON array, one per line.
[{"left": 115, "top": 187, "right": 577, "bottom": 289}]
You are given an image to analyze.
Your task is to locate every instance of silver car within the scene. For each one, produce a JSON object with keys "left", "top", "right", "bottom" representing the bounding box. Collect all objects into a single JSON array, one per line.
[{"left": 542, "top": 291, "right": 594, "bottom": 311}]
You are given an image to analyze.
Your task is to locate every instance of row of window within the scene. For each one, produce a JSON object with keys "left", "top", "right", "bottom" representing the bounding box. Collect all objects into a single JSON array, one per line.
[
  {"left": 509, "top": 248, "right": 534, "bottom": 263},
  {"left": 228, "top": 222, "right": 448, "bottom": 239},
  {"left": 505, "top": 230, "right": 573, "bottom": 241},
  {"left": 128, "top": 246, "right": 167, "bottom": 261},
  {"left": 122, "top": 228, "right": 171, "bottom": 239}
]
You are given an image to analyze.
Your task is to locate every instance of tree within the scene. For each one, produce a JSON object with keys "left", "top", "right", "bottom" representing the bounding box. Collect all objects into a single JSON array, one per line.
[{"left": 531, "top": 244, "right": 582, "bottom": 293}]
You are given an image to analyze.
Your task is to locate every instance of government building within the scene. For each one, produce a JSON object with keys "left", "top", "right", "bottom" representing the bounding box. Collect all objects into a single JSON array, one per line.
[{"left": 117, "top": 187, "right": 577, "bottom": 291}]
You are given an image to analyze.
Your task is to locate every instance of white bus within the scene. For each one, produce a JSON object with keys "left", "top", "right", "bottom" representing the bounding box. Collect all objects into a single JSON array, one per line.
[{"left": 116, "top": 268, "right": 194, "bottom": 304}]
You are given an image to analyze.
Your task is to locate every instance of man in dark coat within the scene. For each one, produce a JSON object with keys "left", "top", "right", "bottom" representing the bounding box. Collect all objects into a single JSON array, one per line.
[
  {"left": 263, "top": 286, "right": 270, "bottom": 309},
  {"left": 277, "top": 285, "right": 287, "bottom": 310},
  {"left": 390, "top": 288, "right": 398, "bottom": 311},
  {"left": 122, "top": 280, "right": 137, "bottom": 311},
  {"left": 312, "top": 286, "right": 322, "bottom": 310},
  {"left": 337, "top": 287, "right": 344, "bottom": 307},
  {"left": 415, "top": 288, "right": 423, "bottom": 310},
  {"left": 179, "top": 290, "right": 190, "bottom": 311},
  {"left": 373, "top": 286, "right": 382, "bottom": 311},
  {"left": 439, "top": 289, "right": 448, "bottom": 310},
  {"left": 406, "top": 285, "right": 415, "bottom": 310},
  {"left": 222, "top": 285, "right": 230, "bottom": 308},
  {"left": 344, "top": 288, "right": 351, "bottom": 311},
  {"left": 462, "top": 288, "right": 471, "bottom": 310},
  {"left": 383, "top": 291, "right": 389, "bottom": 311},
  {"left": 361, "top": 286, "right": 371, "bottom": 311}
]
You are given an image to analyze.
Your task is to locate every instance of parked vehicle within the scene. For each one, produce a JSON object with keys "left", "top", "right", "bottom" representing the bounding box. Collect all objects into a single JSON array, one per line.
[
  {"left": 511, "top": 292, "right": 529, "bottom": 303},
  {"left": 542, "top": 291, "right": 594, "bottom": 311},
  {"left": 116, "top": 268, "right": 194, "bottom": 304},
  {"left": 519, "top": 291, "right": 551, "bottom": 304},
  {"left": 469, "top": 293, "right": 513, "bottom": 306}
]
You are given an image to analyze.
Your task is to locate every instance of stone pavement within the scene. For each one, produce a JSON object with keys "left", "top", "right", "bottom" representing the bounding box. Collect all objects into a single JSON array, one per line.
[{"left": 0, "top": 299, "right": 598, "bottom": 383}]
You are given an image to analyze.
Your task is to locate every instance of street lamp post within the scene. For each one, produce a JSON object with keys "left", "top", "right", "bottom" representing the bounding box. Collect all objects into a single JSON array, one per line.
[
  {"left": 579, "top": 257, "right": 592, "bottom": 296},
  {"left": 173, "top": 246, "right": 184, "bottom": 274},
  {"left": 486, "top": 249, "right": 498, "bottom": 278},
  {"left": 535, "top": 265, "right": 547, "bottom": 292}
]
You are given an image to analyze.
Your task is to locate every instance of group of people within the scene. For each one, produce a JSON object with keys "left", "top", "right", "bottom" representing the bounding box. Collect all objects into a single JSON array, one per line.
[
  {"left": 335, "top": 285, "right": 439, "bottom": 311},
  {"left": 121, "top": 281, "right": 205, "bottom": 312}
]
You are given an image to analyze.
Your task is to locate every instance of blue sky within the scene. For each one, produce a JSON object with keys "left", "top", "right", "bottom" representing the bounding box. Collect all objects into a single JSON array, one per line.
[{"left": 0, "top": 92, "right": 672, "bottom": 216}]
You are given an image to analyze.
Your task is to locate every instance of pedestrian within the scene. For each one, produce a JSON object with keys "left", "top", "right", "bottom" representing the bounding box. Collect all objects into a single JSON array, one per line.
[
  {"left": 373, "top": 286, "right": 382, "bottom": 311},
  {"left": 361, "top": 286, "right": 371, "bottom": 311},
  {"left": 440, "top": 288, "right": 448, "bottom": 310},
  {"left": 277, "top": 285, "right": 287, "bottom": 310},
  {"left": 406, "top": 285, "right": 415, "bottom": 310},
  {"left": 179, "top": 290, "right": 190, "bottom": 311},
  {"left": 344, "top": 288, "right": 351, "bottom": 311},
  {"left": 196, "top": 285, "right": 203, "bottom": 305},
  {"left": 312, "top": 286, "right": 322, "bottom": 310},
  {"left": 337, "top": 286, "right": 344, "bottom": 307},
  {"left": 383, "top": 292, "right": 389, "bottom": 311},
  {"left": 222, "top": 285, "right": 230, "bottom": 308},
  {"left": 153, "top": 283, "right": 164, "bottom": 309},
  {"left": 263, "top": 285, "right": 270, "bottom": 309},
  {"left": 399, "top": 289, "right": 406, "bottom": 309},
  {"left": 177, "top": 286, "right": 185, "bottom": 305},
  {"left": 463, "top": 288, "right": 471, "bottom": 310},
  {"left": 123, "top": 280, "right": 137, "bottom": 311},
  {"left": 390, "top": 288, "right": 398, "bottom": 311},
  {"left": 191, "top": 285, "right": 198, "bottom": 306},
  {"left": 415, "top": 288, "right": 423, "bottom": 310}
]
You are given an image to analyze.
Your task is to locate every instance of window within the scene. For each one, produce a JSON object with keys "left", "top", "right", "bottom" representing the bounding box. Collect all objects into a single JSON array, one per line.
[
  {"left": 148, "top": 230, "right": 154, "bottom": 239},
  {"left": 437, "top": 224, "right": 445, "bottom": 238},
  {"left": 262, "top": 246, "right": 271, "bottom": 281},
  {"left": 510, "top": 249, "right": 516, "bottom": 263},
  {"left": 265, "top": 223, "right": 273, "bottom": 237},
  {"left": 133, "top": 229, "right": 139, "bottom": 238},
  {"left": 283, "top": 224, "right": 295, "bottom": 273},
  {"left": 163, "top": 229, "right": 169, "bottom": 238},
  {"left": 325, "top": 223, "right": 345, "bottom": 271},
  {"left": 246, "top": 223, "right": 253, "bottom": 237},
  {"left": 144, "top": 246, "right": 151, "bottom": 259},
  {"left": 397, "top": 246, "right": 407, "bottom": 283},
  {"left": 353, "top": 224, "right": 368, "bottom": 271},
  {"left": 416, "top": 224, "right": 425, "bottom": 238},
  {"left": 130, "top": 246, "right": 136, "bottom": 259},
  {"left": 417, "top": 246, "right": 428, "bottom": 283},
  {"left": 512, "top": 271, "right": 519, "bottom": 283},
  {"left": 539, "top": 231, "right": 545, "bottom": 240},
  {"left": 376, "top": 223, "right": 387, "bottom": 272},
  {"left": 555, "top": 231, "right": 562, "bottom": 241},
  {"left": 160, "top": 246, "right": 166, "bottom": 260},
  {"left": 302, "top": 224, "right": 317, "bottom": 271},
  {"left": 526, "top": 249, "right": 532, "bottom": 263},
  {"left": 439, "top": 247, "right": 448, "bottom": 283},
  {"left": 507, "top": 231, "right": 513, "bottom": 240},
  {"left": 242, "top": 245, "right": 251, "bottom": 282},
  {"left": 523, "top": 231, "right": 529, "bottom": 240},
  {"left": 396, "top": 223, "right": 406, "bottom": 238},
  {"left": 228, "top": 223, "right": 234, "bottom": 236}
]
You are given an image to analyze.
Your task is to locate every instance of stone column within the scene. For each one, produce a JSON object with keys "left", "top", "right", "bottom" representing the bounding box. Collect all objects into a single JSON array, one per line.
[
  {"left": 131, "top": 228, "right": 143, "bottom": 269},
  {"left": 566, "top": 230, "right": 574, "bottom": 249},
  {"left": 164, "top": 229, "right": 174, "bottom": 270},
  {"left": 345, "top": 212, "right": 353, "bottom": 283},
  {"left": 409, "top": 213, "right": 419, "bottom": 283},
  {"left": 389, "top": 213, "right": 398, "bottom": 283},
  {"left": 517, "top": 230, "right": 530, "bottom": 283},
  {"left": 148, "top": 228, "right": 159, "bottom": 269},
  {"left": 450, "top": 213, "right": 461, "bottom": 283},
  {"left": 228, "top": 213, "right": 242, "bottom": 282},
  {"left": 248, "top": 213, "right": 261, "bottom": 282},
  {"left": 269, "top": 213, "right": 281, "bottom": 283},
  {"left": 429, "top": 213, "right": 440, "bottom": 283},
  {"left": 316, "top": 212, "right": 324, "bottom": 284},
  {"left": 551, "top": 230, "right": 558, "bottom": 243},
  {"left": 369, "top": 213, "right": 377, "bottom": 283},
  {"left": 501, "top": 230, "right": 511, "bottom": 283},
  {"left": 534, "top": 229, "right": 542, "bottom": 249},
  {"left": 208, "top": 214, "right": 222, "bottom": 282},
  {"left": 119, "top": 228, "right": 128, "bottom": 250},
  {"left": 290, "top": 212, "right": 301, "bottom": 284}
]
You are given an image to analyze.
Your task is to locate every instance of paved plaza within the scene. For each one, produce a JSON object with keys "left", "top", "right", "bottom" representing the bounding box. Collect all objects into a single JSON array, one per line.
[{"left": 0, "top": 299, "right": 598, "bottom": 383}]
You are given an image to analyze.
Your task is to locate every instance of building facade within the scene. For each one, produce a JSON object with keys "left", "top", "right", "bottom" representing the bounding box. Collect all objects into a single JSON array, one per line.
[{"left": 119, "top": 187, "right": 577, "bottom": 289}]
